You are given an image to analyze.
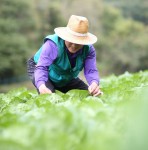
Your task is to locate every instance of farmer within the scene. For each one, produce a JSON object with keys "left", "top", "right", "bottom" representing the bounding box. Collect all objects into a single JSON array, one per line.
[{"left": 27, "top": 15, "right": 102, "bottom": 96}]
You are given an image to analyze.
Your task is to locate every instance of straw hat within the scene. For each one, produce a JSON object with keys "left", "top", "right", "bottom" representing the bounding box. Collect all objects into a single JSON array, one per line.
[{"left": 54, "top": 15, "right": 97, "bottom": 45}]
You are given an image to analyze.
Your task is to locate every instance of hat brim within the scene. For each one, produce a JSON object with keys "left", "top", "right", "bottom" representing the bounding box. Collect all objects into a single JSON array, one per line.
[{"left": 54, "top": 27, "right": 97, "bottom": 45}]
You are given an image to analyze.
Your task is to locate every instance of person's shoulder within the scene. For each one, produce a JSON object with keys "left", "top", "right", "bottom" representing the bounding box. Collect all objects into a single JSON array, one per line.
[
  {"left": 83, "top": 44, "right": 94, "bottom": 51},
  {"left": 44, "top": 39, "right": 57, "bottom": 48},
  {"left": 88, "top": 44, "right": 96, "bottom": 52},
  {"left": 44, "top": 34, "right": 58, "bottom": 47},
  {"left": 88, "top": 44, "right": 94, "bottom": 48},
  {"left": 42, "top": 39, "right": 58, "bottom": 57}
]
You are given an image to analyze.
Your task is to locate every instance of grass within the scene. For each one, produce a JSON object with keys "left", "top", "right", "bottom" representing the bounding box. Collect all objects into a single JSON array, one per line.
[{"left": 0, "top": 80, "right": 34, "bottom": 93}]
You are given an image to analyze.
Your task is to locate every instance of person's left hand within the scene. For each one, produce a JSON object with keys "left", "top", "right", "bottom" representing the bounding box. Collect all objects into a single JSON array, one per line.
[{"left": 88, "top": 82, "right": 102, "bottom": 97}]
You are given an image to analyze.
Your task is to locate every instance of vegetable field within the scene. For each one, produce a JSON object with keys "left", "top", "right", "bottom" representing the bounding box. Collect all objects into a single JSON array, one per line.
[{"left": 0, "top": 71, "right": 148, "bottom": 150}]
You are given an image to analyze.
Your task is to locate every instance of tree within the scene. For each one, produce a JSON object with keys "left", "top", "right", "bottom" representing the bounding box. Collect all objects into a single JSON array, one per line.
[
  {"left": 104, "top": 0, "right": 148, "bottom": 24},
  {"left": 0, "top": 0, "right": 37, "bottom": 79},
  {"left": 120, "top": 0, "right": 148, "bottom": 25},
  {"left": 95, "top": 5, "right": 148, "bottom": 75}
]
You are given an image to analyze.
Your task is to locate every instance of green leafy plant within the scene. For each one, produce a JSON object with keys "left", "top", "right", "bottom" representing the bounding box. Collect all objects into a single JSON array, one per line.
[{"left": 0, "top": 71, "right": 148, "bottom": 150}]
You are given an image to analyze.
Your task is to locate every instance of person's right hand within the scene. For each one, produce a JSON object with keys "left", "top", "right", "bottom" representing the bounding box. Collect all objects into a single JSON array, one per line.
[{"left": 38, "top": 84, "right": 52, "bottom": 94}]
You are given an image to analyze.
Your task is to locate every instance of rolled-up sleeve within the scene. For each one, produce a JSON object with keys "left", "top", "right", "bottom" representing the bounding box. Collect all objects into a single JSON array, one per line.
[
  {"left": 34, "top": 40, "right": 58, "bottom": 88},
  {"left": 84, "top": 45, "right": 100, "bottom": 85}
]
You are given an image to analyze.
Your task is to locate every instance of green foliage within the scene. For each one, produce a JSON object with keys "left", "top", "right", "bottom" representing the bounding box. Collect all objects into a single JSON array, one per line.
[
  {"left": 120, "top": 0, "right": 148, "bottom": 24},
  {"left": 48, "top": 3, "right": 66, "bottom": 32},
  {"left": 0, "top": 0, "right": 147, "bottom": 80},
  {"left": 104, "top": 0, "right": 148, "bottom": 24},
  {"left": 0, "top": 0, "right": 37, "bottom": 78},
  {"left": 101, "top": 6, "right": 121, "bottom": 35},
  {"left": 96, "top": 5, "right": 148, "bottom": 75},
  {"left": 0, "top": 71, "right": 148, "bottom": 150}
]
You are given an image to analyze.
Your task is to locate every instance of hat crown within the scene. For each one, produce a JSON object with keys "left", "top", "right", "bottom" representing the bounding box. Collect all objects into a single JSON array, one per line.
[{"left": 67, "top": 15, "right": 89, "bottom": 34}]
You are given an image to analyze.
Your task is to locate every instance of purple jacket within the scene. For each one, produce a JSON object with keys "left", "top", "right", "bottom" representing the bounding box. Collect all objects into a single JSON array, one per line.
[{"left": 35, "top": 40, "right": 100, "bottom": 88}]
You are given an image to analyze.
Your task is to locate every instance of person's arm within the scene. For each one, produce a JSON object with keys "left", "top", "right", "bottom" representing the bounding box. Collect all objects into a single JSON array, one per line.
[
  {"left": 34, "top": 40, "right": 58, "bottom": 94},
  {"left": 84, "top": 45, "right": 102, "bottom": 96}
]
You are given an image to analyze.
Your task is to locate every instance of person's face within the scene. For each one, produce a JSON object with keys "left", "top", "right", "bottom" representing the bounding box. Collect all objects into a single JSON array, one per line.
[{"left": 65, "top": 41, "right": 83, "bottom": 53}]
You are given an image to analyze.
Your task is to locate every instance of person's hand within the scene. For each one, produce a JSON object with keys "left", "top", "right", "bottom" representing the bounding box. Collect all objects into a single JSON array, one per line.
[
  {"left": 88, "top": 82, "right": 103, "bottom": 97},
  {"left": 38, "top": 84, "right": 52, "bottom": 94}
]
